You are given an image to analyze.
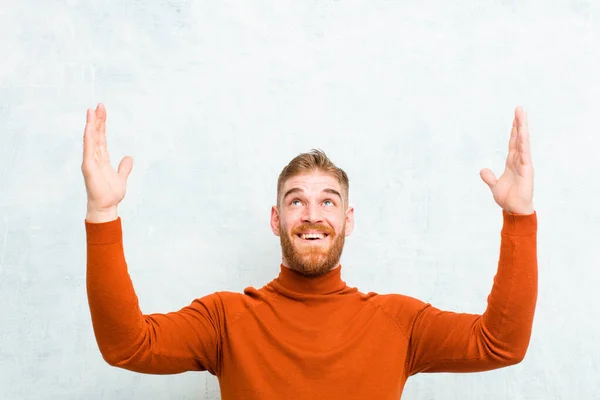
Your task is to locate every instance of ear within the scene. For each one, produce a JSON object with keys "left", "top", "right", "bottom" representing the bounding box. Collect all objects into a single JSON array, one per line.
[
  {"left": 270, "top": 206, "right": 281, "bottom": 236},
  {"left": 344, "top": 206, "right": 355, "bottom": 236}
]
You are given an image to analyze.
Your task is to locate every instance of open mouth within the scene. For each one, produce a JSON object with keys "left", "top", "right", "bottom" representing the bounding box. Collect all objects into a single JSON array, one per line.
[{"left": 296, "top": 233, "right": 329, "bottom": 241}]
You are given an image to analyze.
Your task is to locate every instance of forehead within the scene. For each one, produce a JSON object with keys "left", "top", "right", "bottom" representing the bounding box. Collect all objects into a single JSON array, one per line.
[{"left": 282, "top": 172, "right": 341, "bottom": 193}]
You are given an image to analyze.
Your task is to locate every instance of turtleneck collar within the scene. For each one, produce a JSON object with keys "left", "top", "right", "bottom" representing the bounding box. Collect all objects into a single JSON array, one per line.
[{"left": 274, "top": 263, "right": 348, "bottom": 295}]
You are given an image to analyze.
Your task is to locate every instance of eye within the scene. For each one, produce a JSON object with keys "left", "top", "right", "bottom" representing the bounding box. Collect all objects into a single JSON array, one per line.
[
  {"left": 291, "top": 199, "right": 302, "bottom": 206},
  {"left": 323, "top": 199, "right": 334, "bottom": 206}
]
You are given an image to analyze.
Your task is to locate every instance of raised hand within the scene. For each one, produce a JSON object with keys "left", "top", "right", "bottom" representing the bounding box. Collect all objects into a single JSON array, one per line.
[
  {"left": 480, "top": 106, "right": 534, "bottom": 215},
  {"left": 81, "top": 103, "right": 133, "bottom": 220}
]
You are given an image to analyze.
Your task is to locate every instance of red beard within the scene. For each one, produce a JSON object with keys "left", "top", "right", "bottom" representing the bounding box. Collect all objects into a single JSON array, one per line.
[{"left": 279, "top": 222, "right": 346, "bottom": 277}]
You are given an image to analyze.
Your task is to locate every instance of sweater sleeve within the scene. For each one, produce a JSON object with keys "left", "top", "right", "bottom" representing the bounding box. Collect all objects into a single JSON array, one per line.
[
  {"left": 85, "top": 217, "right": 222, "bottom": 375},
  {"left": 405, "top": 210, "right": 538, "bottom": 375}
]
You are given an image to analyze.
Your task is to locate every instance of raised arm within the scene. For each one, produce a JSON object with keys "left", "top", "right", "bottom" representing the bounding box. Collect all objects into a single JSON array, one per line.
[
  {"left": 82, "top": 104, "right": 221, "bottom": 375},
  {"left": 406, "top": 106, "right": 538, "bottom": 374}
]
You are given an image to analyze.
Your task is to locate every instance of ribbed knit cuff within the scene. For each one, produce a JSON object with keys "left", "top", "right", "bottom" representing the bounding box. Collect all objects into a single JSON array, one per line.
[
  {"left": 85, "top": 217, "right": 123, "bottom": 245},
  {"left": 501, "top": 209, "right": 537, "bottom": 236}
]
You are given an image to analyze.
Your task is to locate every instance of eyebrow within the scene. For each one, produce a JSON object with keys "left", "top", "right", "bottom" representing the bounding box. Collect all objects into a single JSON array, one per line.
[{"left": 282, "top": 187, "right": 342, "bottom": 203}]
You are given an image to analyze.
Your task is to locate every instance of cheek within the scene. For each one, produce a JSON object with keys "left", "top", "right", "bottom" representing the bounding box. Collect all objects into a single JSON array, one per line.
[
  {"left": 278, "top": 217, "right": 294, "bottom": 234},
  {"left": 329, "top": 213, "right": 345, "bottom": 228}
]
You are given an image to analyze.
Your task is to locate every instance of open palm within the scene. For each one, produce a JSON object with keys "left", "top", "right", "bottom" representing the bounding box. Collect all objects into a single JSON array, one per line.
[
  {"left": 81, "top": 103, "right": 133, "bottom": 211},
  {"left": 480, "top": 106, "right": 534, "bottom": 215}
]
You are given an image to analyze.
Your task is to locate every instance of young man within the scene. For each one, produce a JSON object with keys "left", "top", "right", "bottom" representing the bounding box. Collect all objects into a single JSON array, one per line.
[{"left": 83, "top": 104, "right": 537, "bottom": 399}]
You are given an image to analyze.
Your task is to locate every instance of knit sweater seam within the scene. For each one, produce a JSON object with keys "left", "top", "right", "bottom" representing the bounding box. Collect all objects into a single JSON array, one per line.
[
  {"left": 412, "top": 355, "right": 484, "bottom": 371},
  {"left": 496, "top": 232, "right": 517, "bottom": 342},
  {"left": 146, "top": 293, "right": 265, "bottom": 373},
  {"left": 147, "top": 348, "right": 206, "bottom": 362},
  {"left": 359, "top": 293, "right": 410, "bottom": 342},
  {"left": 404, "top": 304, "right": 428, "bottom": 376},
  {"left": 216, "top": 292, "right": 268, "bottom": 376},
  {"left": 501, "top": 231, "right": 532, "bottom": 237},
  {"left": 224, "top": 293, "right": 263, "bottom": 330},
  {"left": 88, "top": 241, "right": 120, "bottom": 247}
]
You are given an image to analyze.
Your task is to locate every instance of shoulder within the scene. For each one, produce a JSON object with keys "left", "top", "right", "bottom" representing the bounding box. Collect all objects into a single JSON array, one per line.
[
  {"left": 360, "top": 291, "right": 428, "bottom": 310},
  {"left": 360, "top": 291, "right": 432, "bottom": 338},
  {"left": 187, "top": 286, "right": 270, "bottom": 324}
]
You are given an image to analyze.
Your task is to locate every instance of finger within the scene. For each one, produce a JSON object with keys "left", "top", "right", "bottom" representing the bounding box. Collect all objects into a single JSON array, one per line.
[
  {"left": 508, "top": 115, "right": 517, "bottom": 155},
  {"left": 480, "top": 168, "right": 497, "bottom": 189},
  {"left": 97, "top": 103, "right": 106, "bottom": 137},
  {"left": 516, "top": 106, "right": 531, "bottom": 165},
  {"left": 95, "top": 103, "right": 108, "bottom": 158},
  {"left": 118, "top": 156, "right": 133, "bottom": 180},
  {"left": 83, "top": 108, "right": 96, "bottom": 161}
]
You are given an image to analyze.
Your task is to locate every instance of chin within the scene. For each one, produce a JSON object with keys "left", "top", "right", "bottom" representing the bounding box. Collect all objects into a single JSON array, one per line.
[{"left": 292, "top": 256, "right": 337, "bottom": 277}]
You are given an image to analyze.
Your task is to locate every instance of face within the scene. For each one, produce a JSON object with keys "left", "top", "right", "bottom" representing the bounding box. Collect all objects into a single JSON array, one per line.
[{"left": 270, "top": 171, "right": 354, "bottom": 277}]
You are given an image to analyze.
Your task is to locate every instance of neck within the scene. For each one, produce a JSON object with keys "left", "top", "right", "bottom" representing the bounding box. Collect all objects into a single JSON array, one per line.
[{"left": 274, "top": 263, "right": 347, "bottom": 295}]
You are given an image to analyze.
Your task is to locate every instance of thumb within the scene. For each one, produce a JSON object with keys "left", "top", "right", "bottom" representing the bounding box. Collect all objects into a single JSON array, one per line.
[
  {"left": 480, "top": 168, "right": 497, "bottom": 189},
  {"left": 118, "top": 156, "right": 133, "bottom": 180}
]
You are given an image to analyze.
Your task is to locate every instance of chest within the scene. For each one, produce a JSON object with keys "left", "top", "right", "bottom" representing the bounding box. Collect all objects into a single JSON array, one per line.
[{"left": 218, "top": 299, "right": 409, "bottom": 397}]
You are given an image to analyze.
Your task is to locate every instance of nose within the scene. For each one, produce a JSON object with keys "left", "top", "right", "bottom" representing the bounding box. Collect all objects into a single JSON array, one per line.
[{"left": 302, "top": 202, "right": 323, "bottom": 224}]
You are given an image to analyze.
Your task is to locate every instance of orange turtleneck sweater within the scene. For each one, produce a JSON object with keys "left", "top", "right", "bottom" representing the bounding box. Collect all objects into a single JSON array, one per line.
[{"left": 85, "top": 210, "right": 537, "bottom": 399}]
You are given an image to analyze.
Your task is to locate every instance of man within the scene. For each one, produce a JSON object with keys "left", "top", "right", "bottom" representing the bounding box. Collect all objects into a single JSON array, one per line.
[{"left": 83, "top": 103, "right": 537, "bottom": 399}]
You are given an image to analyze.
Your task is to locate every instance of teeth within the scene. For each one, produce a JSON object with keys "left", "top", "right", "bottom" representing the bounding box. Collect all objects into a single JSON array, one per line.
[{"left": 300, "top": 233, "right": 326, "bottom": 240}]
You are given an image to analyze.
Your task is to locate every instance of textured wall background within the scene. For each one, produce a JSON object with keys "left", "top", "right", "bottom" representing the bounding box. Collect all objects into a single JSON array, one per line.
[{"left": 1, "top": 0, "right": 599, "bottom": 399}]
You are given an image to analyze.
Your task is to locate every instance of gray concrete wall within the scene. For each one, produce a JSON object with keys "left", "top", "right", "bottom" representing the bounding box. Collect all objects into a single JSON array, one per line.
[{"left": 1, "top": 1, "right": 598, "bottom": 399}]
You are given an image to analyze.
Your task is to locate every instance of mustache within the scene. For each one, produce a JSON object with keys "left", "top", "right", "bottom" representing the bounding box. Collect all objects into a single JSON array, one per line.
[{"left": 291, "top": 224, "right": 334, "bottom": 235}]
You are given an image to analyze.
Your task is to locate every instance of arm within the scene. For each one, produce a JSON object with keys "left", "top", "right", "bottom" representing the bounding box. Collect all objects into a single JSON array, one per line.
[
  {"left": 86, "top": 215, "right": 222, "bottom": 375},
  {"left": 405, "top": 106, "right": 538, "bottom": 374},
  {"left": 81, "top": 104, "right": 222, "bottom": 375},
  {"left": 405, "top": 209, "right": 537, "bottom": 375}
]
